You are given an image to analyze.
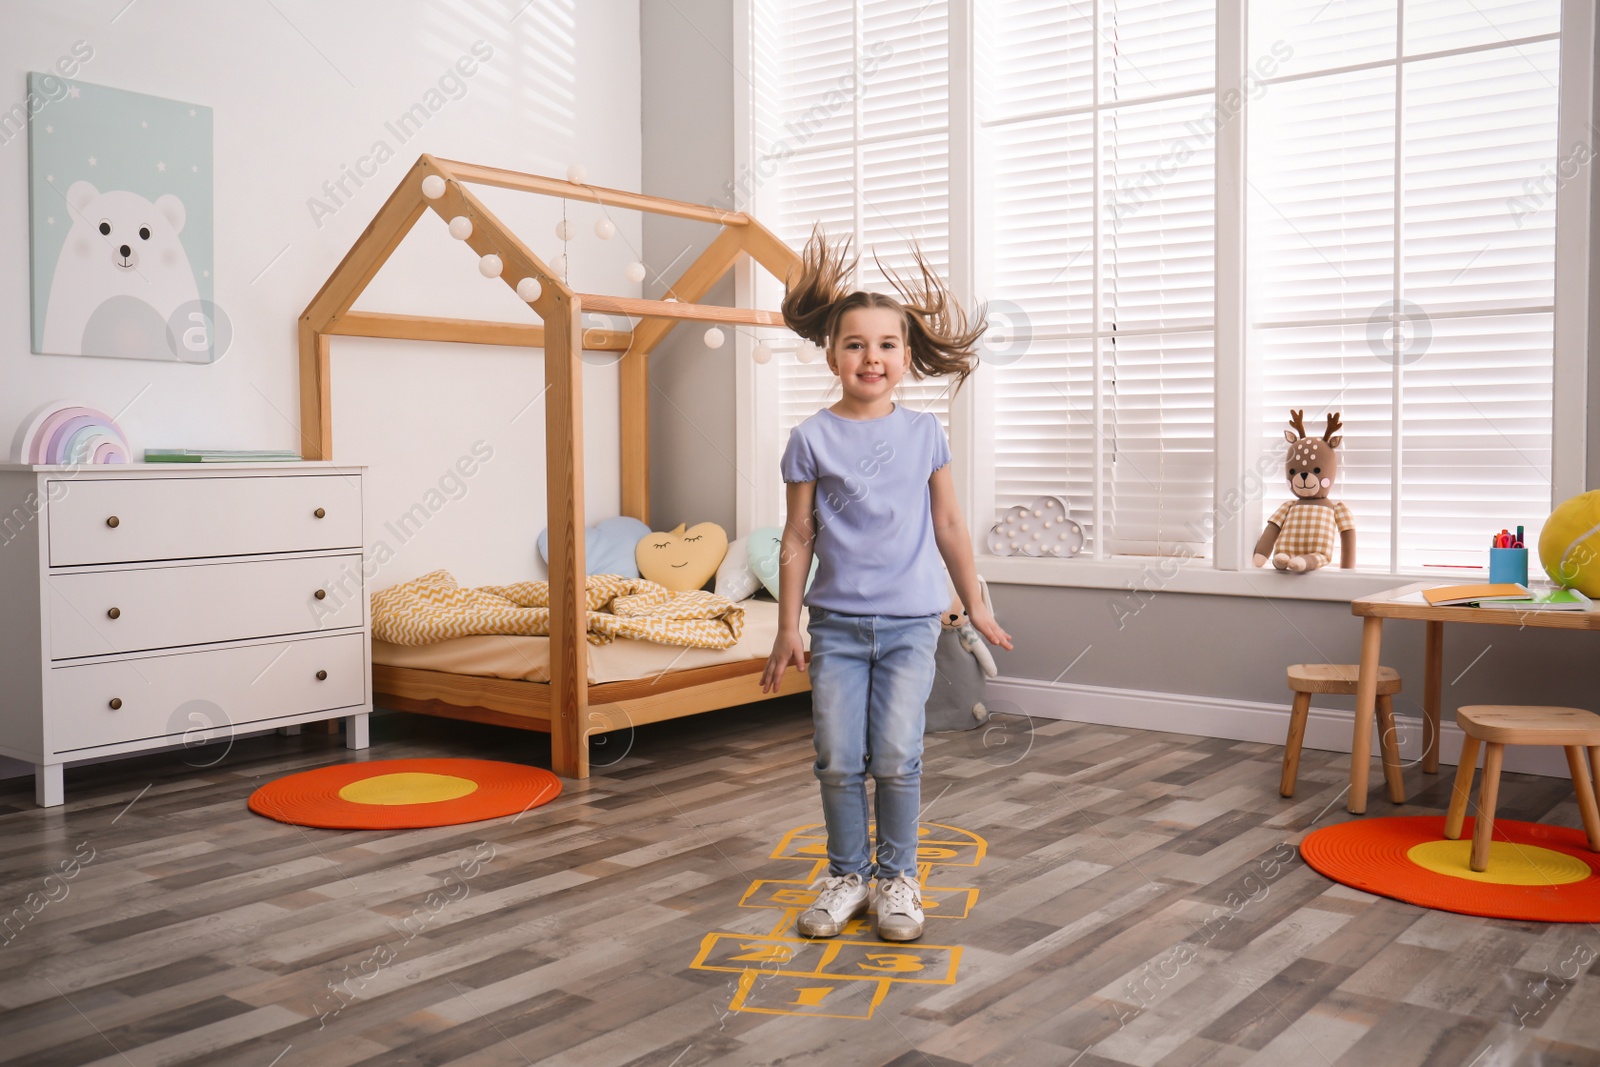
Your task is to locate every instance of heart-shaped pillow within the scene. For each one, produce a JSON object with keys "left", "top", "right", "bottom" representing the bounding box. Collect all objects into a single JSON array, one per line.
[
  {"left": 537, "top": 516, "right": 652, "bottom": 577},
  {"left": 635, "top": 522, "right": 729, "bottom": 592},
  {"left": 747, "top": 526, "right": 819, "bottom": 599}
]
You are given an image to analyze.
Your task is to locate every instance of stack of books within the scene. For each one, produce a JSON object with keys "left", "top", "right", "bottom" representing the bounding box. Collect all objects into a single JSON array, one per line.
[{"left": 144, "top": 449, "right": 302, "bottom": 463}]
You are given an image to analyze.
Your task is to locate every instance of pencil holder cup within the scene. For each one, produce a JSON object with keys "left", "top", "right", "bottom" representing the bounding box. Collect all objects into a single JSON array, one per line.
[{"left": 1489, "top": 547, "right": 1528, "bottom": 586}]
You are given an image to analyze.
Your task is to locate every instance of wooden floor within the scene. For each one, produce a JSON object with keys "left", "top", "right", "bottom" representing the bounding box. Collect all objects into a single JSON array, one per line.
[{"left": 3, "top": 700, "right": 1600, "bottom": 1066}]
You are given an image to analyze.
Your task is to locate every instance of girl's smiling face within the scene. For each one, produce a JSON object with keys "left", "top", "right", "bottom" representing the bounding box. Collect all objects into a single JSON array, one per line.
[{"left": 828, "top": 306, "right": 907, "bottom": 411}]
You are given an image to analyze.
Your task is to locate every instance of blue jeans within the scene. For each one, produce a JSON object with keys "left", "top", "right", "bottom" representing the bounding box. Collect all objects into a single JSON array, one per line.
[{"left": 806, "top": 607, "right": 941, "bottom": 881}]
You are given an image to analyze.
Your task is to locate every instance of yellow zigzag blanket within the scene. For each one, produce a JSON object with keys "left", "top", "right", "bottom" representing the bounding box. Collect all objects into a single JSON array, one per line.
[{"left": 371, "top": 570, "right": 745, "bottom": 649}]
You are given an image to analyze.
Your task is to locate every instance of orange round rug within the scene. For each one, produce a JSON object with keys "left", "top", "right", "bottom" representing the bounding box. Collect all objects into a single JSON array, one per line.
[
  {"left": 248, "top": 758, "right": 561, "bottom": 829},
  {"left": 1301, "top": 816, "right": 1600, "bottom": 921}
]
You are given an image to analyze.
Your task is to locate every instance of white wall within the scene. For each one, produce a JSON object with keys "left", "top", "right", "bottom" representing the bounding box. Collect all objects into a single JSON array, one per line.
[{"left": 2, "top": 0, "right": 642, "bottom": 589}]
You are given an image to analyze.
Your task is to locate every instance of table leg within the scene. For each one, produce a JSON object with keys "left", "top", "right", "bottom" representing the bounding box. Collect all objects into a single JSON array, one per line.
[
  {"left": 1423, "top": 620, "right": 1443, "bottom": 774},
  {"left": 1349, "top": 616, "right": 1384, "bottom": 815}
]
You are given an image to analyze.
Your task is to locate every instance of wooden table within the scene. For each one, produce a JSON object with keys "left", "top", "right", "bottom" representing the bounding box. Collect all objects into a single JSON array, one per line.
[{"left": 1347, "top": 582, "right": 1600, "bottom": 813}]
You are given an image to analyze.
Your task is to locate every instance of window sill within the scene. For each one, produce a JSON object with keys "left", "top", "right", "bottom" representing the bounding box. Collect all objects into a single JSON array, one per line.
[{"left": 976, "top": 554, "right": 1471, "bottom": 604}]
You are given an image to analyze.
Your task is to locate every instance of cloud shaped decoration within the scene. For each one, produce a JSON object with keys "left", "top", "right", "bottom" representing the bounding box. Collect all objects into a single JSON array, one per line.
[
  {"left": 537, "top": 516, "right": 653, "bottom": 578},
  {"left": 987, "top": 496, "right": 1084, "bottom": 557}
]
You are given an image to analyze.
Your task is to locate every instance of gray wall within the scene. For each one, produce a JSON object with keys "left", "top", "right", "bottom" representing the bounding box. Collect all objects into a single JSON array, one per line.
[
  {"left": 992, "top": 584, "right": 1597, "bottom": 720},
  {"left": 641, "top": 0, "right": 740, "bottom": 537},
  {"left": 641, "top": 6, "right": 1600, "bottom": 720},
  {"left": 1590, "top": 16, "right": 1600, "bottom": 490}
]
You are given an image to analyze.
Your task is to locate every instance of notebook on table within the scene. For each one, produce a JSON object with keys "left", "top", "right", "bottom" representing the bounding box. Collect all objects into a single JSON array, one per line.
[
  {"left": 1420, "top": 583, "right": 1531, "bottom": 607},
  {"left": 1495, "top": 588, "right": 1595, "bottom": 612}
]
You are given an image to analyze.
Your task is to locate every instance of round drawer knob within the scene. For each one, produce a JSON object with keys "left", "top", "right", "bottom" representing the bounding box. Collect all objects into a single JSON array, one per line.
[
  {"left": 314, "top": 589, "right": 327, "bottom": 601},
  {"left": 108, "top": 698, "right": 123, "bottom": 710},
  {"left": 106, "top": 516, "right": 120, "bottom": 528},
  {"left": 107, "top": 607, "right": 121, "bottom": 620},
  {"left": 313, "top": 507, "right": 326, "bottom": 519},
  {"left": 315, "top": 670, "right": 328, "bottom": 681}
]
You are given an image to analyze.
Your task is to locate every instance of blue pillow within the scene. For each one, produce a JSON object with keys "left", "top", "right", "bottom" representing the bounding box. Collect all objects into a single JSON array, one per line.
[{"left": 537, "top": 516, "right": 652, "bottom": 578}]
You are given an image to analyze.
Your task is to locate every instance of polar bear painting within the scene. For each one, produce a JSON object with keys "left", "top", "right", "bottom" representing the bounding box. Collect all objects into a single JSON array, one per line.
[{"left": 41, "top": 181, "right": 201, "bottom": 359}]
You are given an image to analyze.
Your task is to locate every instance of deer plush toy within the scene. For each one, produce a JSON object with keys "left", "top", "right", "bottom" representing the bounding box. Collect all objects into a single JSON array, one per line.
[{"left": 1253, "top": 410, "right": 1355, "bottom": 572}]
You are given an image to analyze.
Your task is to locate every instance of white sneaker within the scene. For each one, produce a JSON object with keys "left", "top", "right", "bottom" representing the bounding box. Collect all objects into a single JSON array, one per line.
[
  {"left": 796, "top": 872, "right": 870, "bottom": 938},
  {"left": 874, "top": 872, "right": 924, "bottom": 942}
]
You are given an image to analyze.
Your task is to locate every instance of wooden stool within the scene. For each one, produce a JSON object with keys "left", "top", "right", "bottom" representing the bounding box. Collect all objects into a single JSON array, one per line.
[
  {"left": 1282, "top": 664, "right": 1404, "bottom": 801},
  {"left": 1444, "top": 705, "right": 1600, "bottom": 872}
]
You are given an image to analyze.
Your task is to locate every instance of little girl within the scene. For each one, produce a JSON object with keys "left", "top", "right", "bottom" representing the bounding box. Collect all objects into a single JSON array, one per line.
[{"left": 760, "top": 229, "right": 1012, "bottom": 943}]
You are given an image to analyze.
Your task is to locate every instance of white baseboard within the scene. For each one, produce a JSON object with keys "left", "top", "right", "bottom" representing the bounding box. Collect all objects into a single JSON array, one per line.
[{"left": 988, "top": 676, "right": 1571, "bottom": 780}]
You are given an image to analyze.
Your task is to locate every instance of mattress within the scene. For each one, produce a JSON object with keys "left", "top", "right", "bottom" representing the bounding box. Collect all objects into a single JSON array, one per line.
[{"left": 371, "top": 595, "right": 808, "bottom": 685}]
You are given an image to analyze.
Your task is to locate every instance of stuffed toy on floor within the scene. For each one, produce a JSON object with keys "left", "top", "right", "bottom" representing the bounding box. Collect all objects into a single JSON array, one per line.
[{"left": 924, "top": 575, "right": 998, "bottom": 733}]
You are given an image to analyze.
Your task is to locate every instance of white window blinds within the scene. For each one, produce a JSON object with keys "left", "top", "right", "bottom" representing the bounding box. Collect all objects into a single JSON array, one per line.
[
  {"left": 751, "top": 0, "right": 954, "bottom": 450},
  {"left": 977, "top": 0, "right": 1218, "bottom": 558},
  {"left": 1247, "top": 0, "right": 1561, "bottom": 571},
  {"left": 750, "top": 0, "right": 1574, "bottom": 573}
]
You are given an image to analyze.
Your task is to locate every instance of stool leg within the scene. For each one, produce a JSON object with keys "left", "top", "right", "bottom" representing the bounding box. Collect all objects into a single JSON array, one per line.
[
  {"left": 1588, "top": 747, "right": 1600, "bottom": 817},
  {"left": 1444, "top": 734, "right": 1480, "bottom": 840},
  {"left": 1281, "top": 691, "right": 1312, "bottom": 797},
  {"left": 1471, "top": 743, "right": 1505, "bottom": 872},
  {"left": 1565, "top": 747, "right": 1600, "bottom": 852},
  {"left": 1376, "top": 694, "right": 1406, "bottom": 804}
]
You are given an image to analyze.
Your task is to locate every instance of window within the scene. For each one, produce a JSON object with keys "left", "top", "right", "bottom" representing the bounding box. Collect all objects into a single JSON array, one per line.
[
  {"left": 978, "top": 0, "right": 1217, "bottom": 558},
  {"left": 744, "top": 0, "right": 1586, "bottom": 580},
  {"left": 751, "top": 0, "right": 955, "bottom": 452},
  {"left": 1249, "top": 0, "right": 1563, "bottom": 570}
]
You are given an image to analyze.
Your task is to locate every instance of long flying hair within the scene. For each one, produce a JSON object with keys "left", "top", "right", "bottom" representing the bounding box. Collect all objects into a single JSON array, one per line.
[{"left": 780, "top": 226, "right": 986, "bottom": 394}]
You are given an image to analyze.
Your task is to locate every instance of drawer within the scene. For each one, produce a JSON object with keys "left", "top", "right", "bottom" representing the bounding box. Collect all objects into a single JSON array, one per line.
[
  {"left": 47, "top": 475, "right": 362, "bottom": 566},
  {"left": 49, "top": 633, "right": 366, "bottom": 752},
  {"left": 49, "top": 554, "right": 366, "bottom": 660}
]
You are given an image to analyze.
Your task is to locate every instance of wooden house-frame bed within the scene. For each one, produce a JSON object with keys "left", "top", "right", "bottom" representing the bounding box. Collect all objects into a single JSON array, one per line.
[{"left": 299, "top": 154, "right": 811, "bottom": 778}]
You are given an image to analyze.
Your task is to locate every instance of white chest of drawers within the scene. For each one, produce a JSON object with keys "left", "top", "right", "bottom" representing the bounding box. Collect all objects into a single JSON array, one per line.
[{"left": 0, "top": 462, "right": 372, "bottom": 806}]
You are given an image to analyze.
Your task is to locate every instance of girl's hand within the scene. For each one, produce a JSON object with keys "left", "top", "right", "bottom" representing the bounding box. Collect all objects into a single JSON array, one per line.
[
  {"left": 761, "top": 630, "right": 808, "bottom": 693},
  {"left": 967, "top": 605, "right": 1013, "bottom": 651}
]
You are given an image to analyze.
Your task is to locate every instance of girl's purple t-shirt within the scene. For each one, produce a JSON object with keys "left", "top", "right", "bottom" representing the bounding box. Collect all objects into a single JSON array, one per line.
[{"left": 779, "top": 403, "right": 951, "bottom": 617}]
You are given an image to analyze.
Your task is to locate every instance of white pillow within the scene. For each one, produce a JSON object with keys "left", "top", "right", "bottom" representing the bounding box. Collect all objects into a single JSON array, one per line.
[{"left": 715, "top": 537, "right": 762, "bottom": 601}]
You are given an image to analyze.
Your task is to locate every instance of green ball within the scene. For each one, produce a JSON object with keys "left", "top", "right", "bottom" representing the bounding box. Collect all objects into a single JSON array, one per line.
[{"left": 1539, "top": 490, "right": 1600, "bottom": 595}]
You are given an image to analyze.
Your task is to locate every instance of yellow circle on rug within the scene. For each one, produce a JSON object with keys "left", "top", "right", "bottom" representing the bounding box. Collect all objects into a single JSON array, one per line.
[
  {"left": 1406, "top": 840, "right": 1590, "bottom": 886},
  {"left": 337, "top": 772, "right": 478, "bottom": 806}
]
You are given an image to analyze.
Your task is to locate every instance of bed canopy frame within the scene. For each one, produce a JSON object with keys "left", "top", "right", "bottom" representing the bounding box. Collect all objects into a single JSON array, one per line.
[{"left": 299, "top": 154, "right": 810, "bottom": 778}]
